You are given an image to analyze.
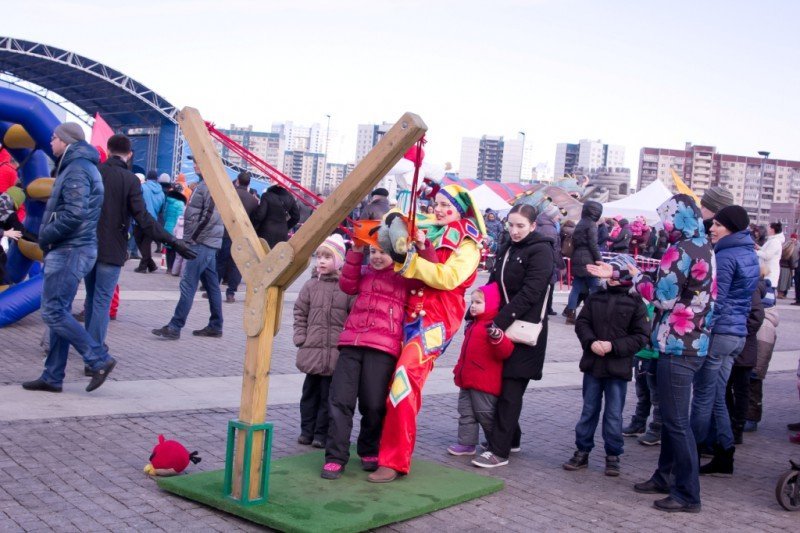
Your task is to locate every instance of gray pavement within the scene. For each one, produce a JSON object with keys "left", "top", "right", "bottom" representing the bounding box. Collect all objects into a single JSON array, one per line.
[{"left": 1, "top": 258, "right": 799, "bottom": 531}]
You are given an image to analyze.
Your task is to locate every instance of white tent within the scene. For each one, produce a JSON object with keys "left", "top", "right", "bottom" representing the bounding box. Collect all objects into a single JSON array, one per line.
[
  {"left": 470, "top": 184, "right": 513, "bottom": 213},
  {"left": 601, "top": 180, "right": 673, "bottom": 224}
]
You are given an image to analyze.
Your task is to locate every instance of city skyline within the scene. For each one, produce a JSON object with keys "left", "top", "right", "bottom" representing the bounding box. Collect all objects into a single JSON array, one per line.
[{"left": 3, "top": 1, "right": 798, "bottom": 177}]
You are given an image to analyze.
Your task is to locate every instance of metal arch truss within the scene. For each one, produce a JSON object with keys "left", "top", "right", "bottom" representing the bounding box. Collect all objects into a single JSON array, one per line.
[
  {"left": 0, "top": 71, "right": 93, "bottom": 126},
  {"left": 0, "top": 36, "right": 177, "bottom": 124}
]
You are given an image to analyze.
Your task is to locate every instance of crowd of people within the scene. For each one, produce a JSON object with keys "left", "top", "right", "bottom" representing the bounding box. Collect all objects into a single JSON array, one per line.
[{"left": 2, "top": 122, "right": 798, "bottom": 514}]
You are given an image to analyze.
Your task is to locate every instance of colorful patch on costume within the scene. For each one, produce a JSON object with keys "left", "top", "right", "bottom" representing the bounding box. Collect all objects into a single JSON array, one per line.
[
  {"left": 421, "top": 323, "right": 445, "bottom": 355},
  {"left": 389, "top": 365, "right": 412, "bottom": 407},
  {"left": 404, "top": 316, "right": 423, "bottom": 343},
  {"left": 440, "top": 227, "right": 462, "bottom": 250},
  {"left": 463, "top": 220, "right": 481, "bottom": 243}
]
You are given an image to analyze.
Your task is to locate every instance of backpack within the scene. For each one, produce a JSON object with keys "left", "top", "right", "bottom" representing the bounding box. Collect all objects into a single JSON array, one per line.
[{"left": 560, "top": 221, "right": 576, "bottom": 258}]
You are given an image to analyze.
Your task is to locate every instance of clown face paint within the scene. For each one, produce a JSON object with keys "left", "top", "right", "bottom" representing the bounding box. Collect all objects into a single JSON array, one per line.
[{"left": 433, "top": 193, "right": 461, "bottom": 226}]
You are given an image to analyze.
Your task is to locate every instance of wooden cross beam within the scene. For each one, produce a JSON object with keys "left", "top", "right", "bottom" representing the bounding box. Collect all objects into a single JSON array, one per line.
[{"left": 178, "top": 108, "right": 427, "bottom": 501}]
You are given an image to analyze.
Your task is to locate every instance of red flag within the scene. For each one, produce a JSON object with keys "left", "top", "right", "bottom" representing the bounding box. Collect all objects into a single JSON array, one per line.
[{"left": 90, "top": 112, "right": 114, "bottom": 150}]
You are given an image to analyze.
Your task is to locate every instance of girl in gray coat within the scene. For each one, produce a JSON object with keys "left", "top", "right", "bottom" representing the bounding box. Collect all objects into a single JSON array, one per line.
[{"left": 293, "top": 235, "right": 353, "bottom": 447}]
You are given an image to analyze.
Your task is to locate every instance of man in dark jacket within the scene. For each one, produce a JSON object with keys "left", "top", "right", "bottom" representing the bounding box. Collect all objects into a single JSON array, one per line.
[
  {"left": 216, "top": 171, "right": 259, "bottom": 303},
  {"left": 691, "top": 205, "right": 759, "bottom": 476},
  {"left": 152, "top": 158, "right": 224, "bottom": 340},
  {"left": 23, "top": 123, "right": 116, "bottom": 393},
  {"left": 564, "top": 201, "right": 603, "bottom": 323},
  {"left": 85, "top": 134, "right": 194, "bottom": 349},
  {"left": 535, "top": 204, "right": 566, "bottom": 316},
  {"left": 252, "top": 184, "right": 300, "bottom": 247},
  {"left": 484, "top": 209, "right": 505, "bottom": 244},
  {"left": 360, "top": 187, "right": 390, "bottom": 220}
]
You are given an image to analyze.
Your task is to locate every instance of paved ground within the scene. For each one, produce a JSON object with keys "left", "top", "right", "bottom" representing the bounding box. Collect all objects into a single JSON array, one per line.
[{"left": 1, "top": 258, "right": 799, "bottom": 531}]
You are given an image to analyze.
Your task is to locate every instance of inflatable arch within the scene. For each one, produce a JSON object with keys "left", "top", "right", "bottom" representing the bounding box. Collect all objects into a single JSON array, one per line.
[{"left": 0, "top": 86, "right": 59, "bottom": 326}]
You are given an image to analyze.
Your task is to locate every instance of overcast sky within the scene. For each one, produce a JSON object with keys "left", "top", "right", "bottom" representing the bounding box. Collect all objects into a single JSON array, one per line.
[{"left": 4, "top": 0, "right": 798, "bottom": 174}]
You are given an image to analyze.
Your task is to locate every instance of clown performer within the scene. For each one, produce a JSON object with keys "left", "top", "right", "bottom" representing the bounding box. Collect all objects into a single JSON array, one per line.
[{"left": 367, "top": 184, "right": 486, "bottom": 483}]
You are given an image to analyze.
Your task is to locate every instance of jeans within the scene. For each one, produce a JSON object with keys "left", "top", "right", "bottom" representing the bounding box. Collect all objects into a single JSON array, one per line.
[
  {"left": 574, "top": 374, "right": 627, "bottom": 456},
  {"left": 632, "top": 358, "right": 662, "bottom": 431},
  {"left": 566, "top": 275, "right": 598, "bottom": 310},
  {"left": 84, "top": 261, "right": 122, "bottom": 348},
  {"left": 651, "top": 355, "right": 704, "bottom": 506},
  {"left": 690, "top": 334, "right": 745, "bottom": 449},
  {"left": 40, "top": 246, "right": 111, "bottom": 386},
  {"left": 167, "top": 244, "right": 223, "bottom": 332}
]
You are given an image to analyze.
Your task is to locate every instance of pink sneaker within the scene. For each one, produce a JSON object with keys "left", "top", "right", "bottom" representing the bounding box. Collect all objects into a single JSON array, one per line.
[
  {"left": 321, "top": 462, "right": 344, "bottom": 480},
  {"left": 447, "top": 444, "right": 477, "bottom": 456},
  {"left": 360, "top": 456, "right": 379, "bottom": 471},
  {"left": 790, "top": 433, "right": 800, "bottom": 445}
]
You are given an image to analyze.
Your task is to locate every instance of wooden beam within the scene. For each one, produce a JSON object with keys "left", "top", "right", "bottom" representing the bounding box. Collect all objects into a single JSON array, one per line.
[
  {"left": 274, "top": 112, "right": 427, "bottom": 287},
  {"left": 177, "top": 107, "right": 267, "bottom": 287}
]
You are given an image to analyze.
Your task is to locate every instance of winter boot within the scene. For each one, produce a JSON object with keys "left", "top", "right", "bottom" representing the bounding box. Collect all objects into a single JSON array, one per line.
[
  {"left": 562, "top": 450, "right": 589, "bottom": 471},
  {"left": 565, "top": 308, "right": 576, "bottom": 325},
  {"left": 699, "top": 445, "right": 734, "bottom": 477}
]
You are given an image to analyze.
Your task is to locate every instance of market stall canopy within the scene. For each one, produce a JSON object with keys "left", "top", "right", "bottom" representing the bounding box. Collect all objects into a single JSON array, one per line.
[
  {"left": 470, "top": 184, "right": 512, "bottom": 212},
  {"left": 601, "top": 180, "right": 672, "bottom": 224}
]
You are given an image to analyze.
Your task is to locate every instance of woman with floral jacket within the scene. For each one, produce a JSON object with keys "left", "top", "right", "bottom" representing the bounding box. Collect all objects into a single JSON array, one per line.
[{"left": 589, "top": 194, "right": 716, "bottom": 513}]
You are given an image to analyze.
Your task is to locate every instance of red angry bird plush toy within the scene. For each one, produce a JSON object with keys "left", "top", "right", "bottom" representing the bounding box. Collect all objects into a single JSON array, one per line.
[{"left": 143, "top": 434, "right": 201, "bottom": 476}]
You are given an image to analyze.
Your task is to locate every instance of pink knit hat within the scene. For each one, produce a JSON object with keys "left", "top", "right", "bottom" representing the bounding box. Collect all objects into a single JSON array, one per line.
[{"left": 317, "top": 234, "right": 346, "bottom": 269}]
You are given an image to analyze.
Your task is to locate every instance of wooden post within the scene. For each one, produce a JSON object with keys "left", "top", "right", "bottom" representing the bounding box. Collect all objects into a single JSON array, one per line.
[{"left": 178, "top": 107, "right": 427, "bottom": 502}]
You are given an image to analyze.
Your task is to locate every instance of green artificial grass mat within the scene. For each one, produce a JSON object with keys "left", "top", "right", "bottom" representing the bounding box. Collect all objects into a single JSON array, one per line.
[{"left": 157, "top": 450, "right": 503, "bottom": 533}]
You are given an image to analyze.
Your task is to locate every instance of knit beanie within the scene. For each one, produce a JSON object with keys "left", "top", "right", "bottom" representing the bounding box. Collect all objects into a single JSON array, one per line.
[
  {"left": 609, "top": 254, "right": 637, "bottom": 287},
  {"left": 714, "top": 205, "right": 750, "bottom": 233},
  {"left": 53, "top": 122, "right": 85, "bottom": 144},
  {"left": 372, "top": 188, "right": 389, "bottom": 198},
  {"left": 701, "top": 186, "right": 734, "bottom": 215},
  {"left": 5, "top": 186, "right": 25, "bottom": 209},
  {"left": 157, "top": 173, "right": 171, "bottom": 184},
  {"left": 317, "top": 234, "right": 346, "bottom": 269}
]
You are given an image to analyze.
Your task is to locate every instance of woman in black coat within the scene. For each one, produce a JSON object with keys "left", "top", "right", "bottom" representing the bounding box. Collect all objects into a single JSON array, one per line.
[
  {"left": 251, "top": 185, "right": 300, "bottom": 248},
  {"left": 564, "top": 201, "right": 603, "bottom": 323},
  {"left": 472, "top": 203, "right": 554, "bottom": 468}
]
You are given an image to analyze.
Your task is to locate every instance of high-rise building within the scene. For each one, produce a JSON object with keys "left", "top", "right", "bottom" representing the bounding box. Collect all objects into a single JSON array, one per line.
[
  {"left": 216, "top": 125, "right": 281, "bottom": 170},
  {"left": 283, "top": 150, "right": 326, "bottom": 193},
  {"left": 638, "top": 143, "right": 800, "bottom": 224},
  {"left": 271, "top": 121, "right": 323, "bottom": 169},
  {"left": 355, "top": 122, "right": 393, "bottom": 164},
  {"left": 323, "top": 162, "right": 355, "bottom": 194},
  {"left": 554, "top": 139, "right": 625, "bottom": 178},
  {"left": 459, "top": 135, "right": 524, "bottom": 182}
]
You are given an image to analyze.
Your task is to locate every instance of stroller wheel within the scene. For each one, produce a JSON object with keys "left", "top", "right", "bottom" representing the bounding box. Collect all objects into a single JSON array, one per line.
[{"left": 776, "top": 470, "right": 800, "bottom": 511}]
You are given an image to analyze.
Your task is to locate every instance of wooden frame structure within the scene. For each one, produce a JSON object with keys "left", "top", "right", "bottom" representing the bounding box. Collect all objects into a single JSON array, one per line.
[{"left": 178, "top": 108, "right": 427, "bottom": 502}]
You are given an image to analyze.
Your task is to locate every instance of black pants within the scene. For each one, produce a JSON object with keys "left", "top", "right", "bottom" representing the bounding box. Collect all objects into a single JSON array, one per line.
[
  {"left": 216, "top": 236, "right": 242, "bottom": 296},
  {"left": 326, "top": 347, "right": 396, "bottom": 465},
  {"left": 489, "top": 377, "right": 525, "bottom": 458},
  {"left": 133, "top": 225, "right": 156, "bottom": 270},
  {"left": 300, "top": 374, "right": 332, "bottom": 442},
  {"left": 726, "top": 366, "right": 752, "bottom": 432},
  {"left": 166, "top": 248, "right": 176, "bottom": 272}
]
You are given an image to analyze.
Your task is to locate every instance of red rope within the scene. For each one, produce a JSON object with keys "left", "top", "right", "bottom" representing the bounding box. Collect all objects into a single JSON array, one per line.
[
  {"left": 204, "top": 122, "right": 354, "bottom": 236},
  {"left": 406, "top": 136, "right": 426, "bottom": 237}
]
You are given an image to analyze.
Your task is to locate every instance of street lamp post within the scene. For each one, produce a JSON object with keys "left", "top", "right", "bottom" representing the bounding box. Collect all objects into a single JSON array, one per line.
[
  {"left": 518, "top": 131, "right": 526, "bottom": 182},
  {"left": 758, "top": 150, "right": 770, "bottom": 225},
  {"left": 323, "top": 114, "right": 331, "bottom": 192}
]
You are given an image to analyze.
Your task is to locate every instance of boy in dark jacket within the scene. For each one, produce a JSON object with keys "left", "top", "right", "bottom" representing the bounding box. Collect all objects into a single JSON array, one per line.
[
  {"left": 448, "top": 283, "right": 514, "bottom": 456},
  {"left": 564, "top": 254, "right": 649, "bottom": 476}
]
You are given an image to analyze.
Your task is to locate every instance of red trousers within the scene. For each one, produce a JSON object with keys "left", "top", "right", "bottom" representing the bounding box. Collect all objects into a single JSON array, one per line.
[{"left": 377, "top": 336, "right": 436, "bottom": 474}]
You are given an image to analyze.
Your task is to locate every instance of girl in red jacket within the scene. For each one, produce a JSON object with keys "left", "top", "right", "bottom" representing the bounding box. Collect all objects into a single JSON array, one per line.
[
  {"left": 448, "top": 283, "right": 514, "bottom": 456},
  {"left": 321, "top": 244, "right": 417, "bottom": 480}
]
